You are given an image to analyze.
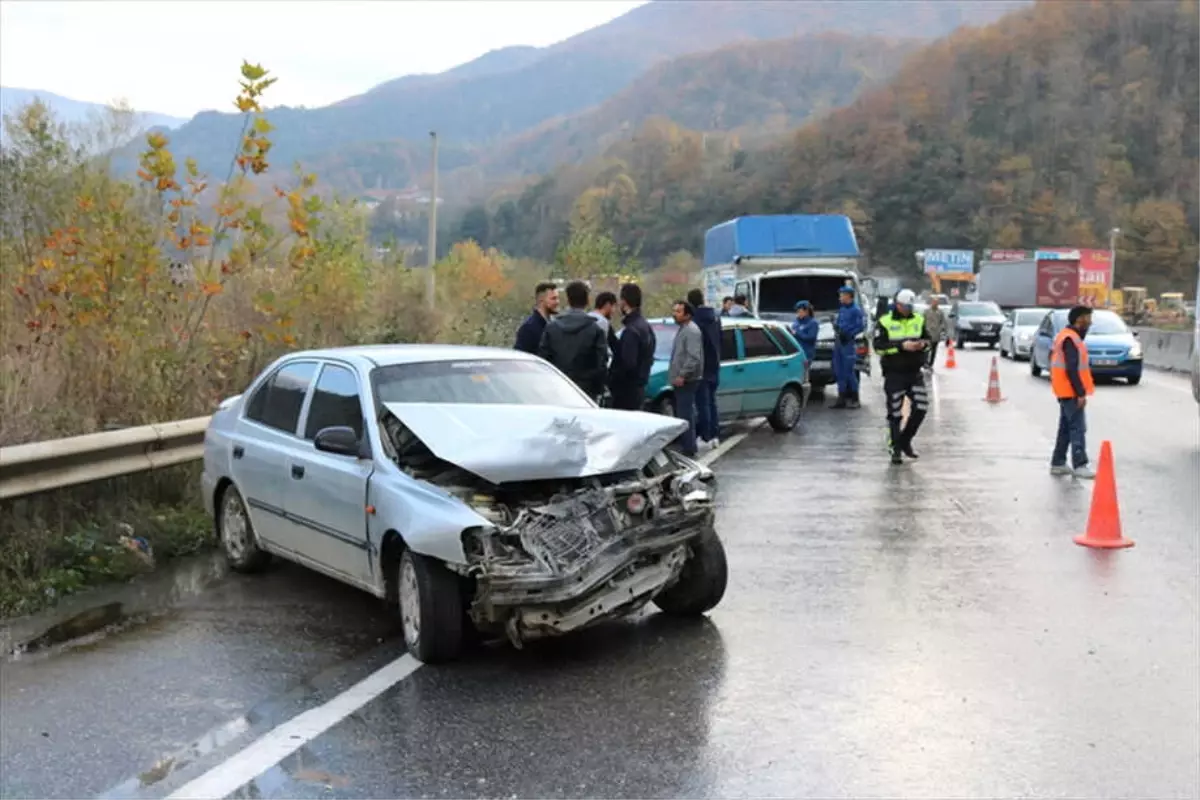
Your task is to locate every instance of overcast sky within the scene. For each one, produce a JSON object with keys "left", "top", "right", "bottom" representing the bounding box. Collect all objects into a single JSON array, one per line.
[{"left": 0, "top": 0, "right": 646, "bottom": 118}]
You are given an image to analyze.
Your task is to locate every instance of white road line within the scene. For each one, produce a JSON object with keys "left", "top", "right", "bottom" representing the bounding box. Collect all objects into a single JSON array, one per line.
[
  {"left": 164, "top": 421, "right": 762, "bottom": 800},
  {"left": 167, "top": 655, "right": 422, "bottom": 799}
]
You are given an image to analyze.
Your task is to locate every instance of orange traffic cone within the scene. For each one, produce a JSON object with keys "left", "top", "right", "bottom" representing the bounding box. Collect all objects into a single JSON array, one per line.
[
  {"left": 1073, "top": 441, "right": 1134, "bottom": 549},
  {"left": 945, "top": 341, "right": 957, "bottom": 369},
  {"left": 983, "top": 356, "right": 1005, "bottom": 403}
]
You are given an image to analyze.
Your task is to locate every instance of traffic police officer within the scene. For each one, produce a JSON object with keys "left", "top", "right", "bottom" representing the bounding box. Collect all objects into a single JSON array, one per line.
[
  {"left": 873, "top": 289, "right": 933, "bottom": 465},
  {"left": 830, "top": 285, "right": 865, "bottom": 409}
]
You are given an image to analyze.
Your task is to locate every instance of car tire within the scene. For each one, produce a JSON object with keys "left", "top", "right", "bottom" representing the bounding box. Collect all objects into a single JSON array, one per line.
[
  {"left": 767, "top": 386, "right": 803, "bottom": 432},
  {"left": 654, "top": 527, "right": 728, "bottom": 617},
  {"left": 956, "top": 336, "right": 965, "bottom": 349},
  {"left": 398, "top": 549, "right": 465, "bottom": 663},
  {"left": 1030, "top": 357, "right": 1042, "bottom": 378},
  {"left": 217, "top": 485, "right": 271, "bottom": 573},
  {"left": 653, "top": 394, "right": 675, "bottom": 419},
  {"left": 1000, "top": 341, "right": 1009, "bottom": 359},
  {"left": 1127, "top": 374, "right": 1142, "bottom": 386},
  {"left": 987, "top": 342, "right": 997, "bottom": 349}
]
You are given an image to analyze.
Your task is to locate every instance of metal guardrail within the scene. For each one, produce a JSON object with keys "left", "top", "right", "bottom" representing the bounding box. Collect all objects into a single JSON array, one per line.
[{"left": 0, "top": 417, "right": 211, "bottom": 500}]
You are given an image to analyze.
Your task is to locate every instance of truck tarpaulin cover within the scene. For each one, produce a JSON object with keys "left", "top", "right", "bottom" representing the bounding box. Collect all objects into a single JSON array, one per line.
[
  {"left": 1035, "top": 249, "right": 1081, "bottom": 307},
  {"left": 702, "top": 215, "right": 860, "bottom": 267}
]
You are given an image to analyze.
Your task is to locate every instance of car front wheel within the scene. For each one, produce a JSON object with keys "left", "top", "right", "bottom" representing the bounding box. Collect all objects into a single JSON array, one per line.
[
  {"left": 218, "top": 485, "right": 271, "bottom": 573},
  {"left": 398, "top": 549, "right": 465, "bottom": 663},
  {"left": 767, "top": 385, "right": 803, "bottom": 432},
  {"left": 654, "top": 528, "right": 728, "bottom": 616},
  {"left": 1127, "top": 374, "right": 1142, "bottom": 386},
  {"left": 1030, "top": 356, "right": 1042, "bottom": 377}
]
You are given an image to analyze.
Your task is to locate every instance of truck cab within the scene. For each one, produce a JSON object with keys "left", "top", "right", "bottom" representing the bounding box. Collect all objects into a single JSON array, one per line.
[{"left": 732, "top": 267, "right": 871, "bottom": 388}]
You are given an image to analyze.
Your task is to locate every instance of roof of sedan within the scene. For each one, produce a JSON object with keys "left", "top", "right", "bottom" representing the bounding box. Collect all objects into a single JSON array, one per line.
[{"left": 283, "top": 344, "right": 538, "bottom": 367}]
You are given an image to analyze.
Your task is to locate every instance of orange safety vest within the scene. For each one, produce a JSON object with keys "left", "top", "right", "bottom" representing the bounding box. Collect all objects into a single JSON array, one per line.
[{"left": 1050, "top": 327, "right": 1095, "bottom": 399}]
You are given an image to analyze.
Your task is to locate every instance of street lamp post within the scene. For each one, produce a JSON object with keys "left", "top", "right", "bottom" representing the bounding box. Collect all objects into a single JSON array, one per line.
[
  {"left": 1109, "top": 227, "right": 1121, "bottom": 296},
  {"left": 426, "top": 131, "right": 439, "bottom": 309}
]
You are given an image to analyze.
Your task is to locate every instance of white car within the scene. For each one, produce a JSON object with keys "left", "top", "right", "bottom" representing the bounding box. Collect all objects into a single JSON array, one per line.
[
  {"left": 201, "top": 344, "right": 728, "bottom": 663},
  {"left": 999, "top": 307, "right": 1050, "bottom": 361}
]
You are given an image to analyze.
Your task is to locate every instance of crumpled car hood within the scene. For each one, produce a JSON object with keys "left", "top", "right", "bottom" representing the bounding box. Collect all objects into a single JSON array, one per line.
[{"left": 382, "top": 402, "right": 688, "bottom": 485}]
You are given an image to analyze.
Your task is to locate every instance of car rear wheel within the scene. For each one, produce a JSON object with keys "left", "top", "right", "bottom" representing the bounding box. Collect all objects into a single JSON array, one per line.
[
  {"left": 654, "top": 528, "right": 728, "bottom": 616},
  {"left": 767, "top": 386, "right": 803, "bottom": 432},
  {"left": 653, "top": 394, "right": 675, "bottom": 419},
  {"left": 398, "top": 549, "right": 465, "bottom": 663},
  {"left": 218, "top": 485, "right": 271, "bottom": 573}
]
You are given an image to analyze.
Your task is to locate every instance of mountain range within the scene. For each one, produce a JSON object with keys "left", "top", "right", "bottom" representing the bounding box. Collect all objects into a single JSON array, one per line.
[
  {"left": 96, "top": 0, "right": 1028, "bottom": 194},
  {"left": 0, "top": 87, "right": 186, "bottom": 137}
]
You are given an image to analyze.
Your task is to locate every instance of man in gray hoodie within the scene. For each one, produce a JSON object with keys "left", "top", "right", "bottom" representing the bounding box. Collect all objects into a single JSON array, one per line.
[{"left": 668, "top": 300, "right": 705, "bottom": 457}]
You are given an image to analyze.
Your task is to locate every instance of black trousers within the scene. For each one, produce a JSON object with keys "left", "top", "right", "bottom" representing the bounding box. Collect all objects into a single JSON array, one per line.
[
  {"left": 927, "top": 340, "right": 940, "bottom": 367},
  {"left": 883, "top": 370, "right": 929, "bottom": 451},
  {"left": 610, "top": 385, "right": 646, "bottom": 411}
]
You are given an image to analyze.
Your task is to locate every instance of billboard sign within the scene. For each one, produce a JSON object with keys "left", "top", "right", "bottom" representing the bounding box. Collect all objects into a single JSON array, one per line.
[
  {"left": 1040, "top": 246, "right": 1113, "bottom": 288},
  {"left": 982, "top": 249, "right": 1034, "bottom": 262},
  {"left": 922, "top": 248, "right": 975, "bottom": 274}
]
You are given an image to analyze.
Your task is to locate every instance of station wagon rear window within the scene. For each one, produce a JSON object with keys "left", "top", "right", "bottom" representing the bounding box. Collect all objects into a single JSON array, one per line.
[{"left": 373, "top": 360, "right": 593, "bottom": 407}]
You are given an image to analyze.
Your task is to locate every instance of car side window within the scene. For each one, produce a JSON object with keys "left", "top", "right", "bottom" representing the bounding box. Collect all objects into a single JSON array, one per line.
[
  {"left": 766, "top": 327, "right": 799, "bottom": 355},
  {"left": 245, "top": 361, "right": 318, "bottom": 434},
  {"left": 720, "top": 328, "right": 738, "bottom": 362},
  {"left": 741, "top": 327, "right": 782, "bottom": 359},
  {"left": 1039, "top": 315, "right": 1053, "bottom": 336},
  {"left": 303, "top": 364, "right": 364, "bottom": 441}
]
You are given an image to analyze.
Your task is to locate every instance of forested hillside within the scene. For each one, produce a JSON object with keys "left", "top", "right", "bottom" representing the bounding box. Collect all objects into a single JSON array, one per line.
[
  {"left": 457, "top": 0, "right": 1198, "bottom": 292},
  {"left": 480, "top": 34, "right": 919, "bottom": 180},
  {"left": 125, "top": 0, "right": 1025, "bottom": 185}
]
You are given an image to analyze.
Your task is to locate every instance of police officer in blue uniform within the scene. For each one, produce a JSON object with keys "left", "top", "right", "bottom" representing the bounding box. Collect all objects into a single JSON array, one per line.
[
  {"left": 790, "top": 300, "right": 819, "bottom": 364},
  {"left": 830, "top": 285, "right": 865, "bottom": 409}
]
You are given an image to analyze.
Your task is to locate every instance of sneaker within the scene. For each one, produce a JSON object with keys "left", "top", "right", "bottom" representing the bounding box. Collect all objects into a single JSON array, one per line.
[
  {"left": 1073, "top": 466, "right": 1096, "bottom": 479},
  {"left": 1050, "top": 465, "right": 1072, "bottom": 476},
  {"left": 901, "top": 444, "right": 920, "bottom": 459},
  {"left": 890, "top": 450, "right": 903, "bottom": 465}
]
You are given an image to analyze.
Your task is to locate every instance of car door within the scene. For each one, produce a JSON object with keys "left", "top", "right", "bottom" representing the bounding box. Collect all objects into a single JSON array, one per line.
[
  {"left": 286, "top": 361, "right": 375, "bottom": 586},
  {"left": 233, "top": 360, "right": 319, "bottom": 548},
  {"left": 715, "top": 325, "right": 743, "bottom": 419},
  {"left": 737, "top": 325, "right": 789, "bottom": 414},
  {"left": 1000, "top": 315, "right": 1014, "bottom": 352},
  {"left": 1033, "top": 313, "right": 1055, "bottom": 368}
]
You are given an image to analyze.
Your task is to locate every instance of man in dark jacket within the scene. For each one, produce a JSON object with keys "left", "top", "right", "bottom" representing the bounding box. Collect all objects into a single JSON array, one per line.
[
  {"left": 687, "top": 288, "right": 721, "bottom": 445},
  {"left": 539, "top": 281, "right": 608, "bottom": 400},
  {"left": 513, "top": 281, "right": 559, "bottom": 354},
  {"left": 608, "top": 283, "right": 656, "bottom": 411},
  {"left": 873, "top": 289, "right": 932, "bottom": 465}
]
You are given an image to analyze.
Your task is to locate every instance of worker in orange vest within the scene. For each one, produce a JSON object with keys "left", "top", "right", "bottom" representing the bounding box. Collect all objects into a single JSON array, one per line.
[{"left": 1049, "top": 306, "right": 1096, "bottom": 479}]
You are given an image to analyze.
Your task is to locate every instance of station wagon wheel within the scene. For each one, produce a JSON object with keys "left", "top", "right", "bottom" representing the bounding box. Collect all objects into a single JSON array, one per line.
[
  {"left": 397, "top": 549, "right": 465, "bottom": 663},
  {"left": 654, "top": 394, "right": 675, "bottom": 418},
  {"left": 218, "top": 485, "right": 271, "bottom": 573},
  {"left": 767, "top": 386, "right": 803, "bottom": 432}
]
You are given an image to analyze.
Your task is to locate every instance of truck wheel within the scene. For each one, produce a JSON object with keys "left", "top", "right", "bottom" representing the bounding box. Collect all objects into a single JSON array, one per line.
[
  {"left": 654, "top": 528, "right": 728, "bottom": 616},
  {"left": 398, "top": 549, "right": 466, "bottom": 663}
]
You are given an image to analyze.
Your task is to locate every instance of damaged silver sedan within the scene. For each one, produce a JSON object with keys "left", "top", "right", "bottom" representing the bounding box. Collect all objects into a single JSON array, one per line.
[{"left": 202, "top": 345, "right": 728, "bottom": 662}]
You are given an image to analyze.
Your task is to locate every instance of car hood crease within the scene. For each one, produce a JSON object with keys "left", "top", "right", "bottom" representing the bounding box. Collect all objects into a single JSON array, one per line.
[{"left": 382, "top": 403, "right": 688, "bottom": 484}]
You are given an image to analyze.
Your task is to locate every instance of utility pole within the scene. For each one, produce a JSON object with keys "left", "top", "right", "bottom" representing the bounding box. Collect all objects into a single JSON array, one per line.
[{"left": 426, "top": 131, "right": 439, "bottom": 309}]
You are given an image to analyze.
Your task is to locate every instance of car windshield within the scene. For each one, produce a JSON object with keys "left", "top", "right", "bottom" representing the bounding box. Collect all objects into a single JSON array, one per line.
[
  {"left": 756, "top": 275, "right": 854, "bottom": 314},
  {"left": 1085, "top": 310, "right": 1129, "bottom": 335},
  {"left": 957, "top": 302, "right": 1002, "bottom": 317},
  {"left": 372, "top": 359, "right": 592, "bottom": 407},
  {"left": 1016, "top": 310, "right": 1048, "bottom": 326}
]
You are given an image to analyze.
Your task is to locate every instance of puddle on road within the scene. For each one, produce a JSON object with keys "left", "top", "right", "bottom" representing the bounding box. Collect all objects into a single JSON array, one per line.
[{"left": 1, "top": 550, "right": 230, "bottom": 662}]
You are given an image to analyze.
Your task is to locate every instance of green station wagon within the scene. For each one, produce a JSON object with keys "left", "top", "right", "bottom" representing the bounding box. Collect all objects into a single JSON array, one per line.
[{"left": 638, "top": 316, "right": 812, "bottom": 432}]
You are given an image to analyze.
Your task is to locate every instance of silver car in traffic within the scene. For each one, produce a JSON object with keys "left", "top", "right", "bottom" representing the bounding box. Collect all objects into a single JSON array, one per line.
[
  {"left": 999, "top": 307, "right": 1050, "bottom": 361},
  {"left": 201, "top": 345, "right": 727, "bottom": 663}
]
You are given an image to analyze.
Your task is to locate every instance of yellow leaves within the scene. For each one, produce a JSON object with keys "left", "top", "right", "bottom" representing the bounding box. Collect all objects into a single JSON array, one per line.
[
  {"left": 200, "top": 282, "right": 224, "bottom": 297},
  {"left": 76, "top": 196, "right": 95, "bottom": 212},
  {"left": 234, "top": 96, "right": 259, "bottom": 114}
]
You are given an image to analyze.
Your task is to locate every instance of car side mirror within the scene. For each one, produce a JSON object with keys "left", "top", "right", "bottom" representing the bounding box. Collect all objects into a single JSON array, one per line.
[{"left": 314, "top": 426, "right": 363, "bottom": 458}]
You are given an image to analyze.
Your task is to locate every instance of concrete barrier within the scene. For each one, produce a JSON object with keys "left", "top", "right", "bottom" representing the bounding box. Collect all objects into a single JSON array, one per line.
[{"left": 1135, "top": 327, "right": 1195, "bottom": 373}]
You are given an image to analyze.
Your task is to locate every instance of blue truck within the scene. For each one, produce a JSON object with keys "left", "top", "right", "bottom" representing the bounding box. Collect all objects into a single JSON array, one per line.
[{"left": 702, "top": 214, "right": 871, "bottom": 390}]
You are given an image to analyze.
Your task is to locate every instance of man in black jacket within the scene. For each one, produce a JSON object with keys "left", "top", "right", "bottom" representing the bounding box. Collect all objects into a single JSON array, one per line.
[
  {"left": 608, "top": 283, "right": 656, "bottom": 411},
  {"left": 687, "top": 288, "right": 722, "bottom": 445},
  {"left": 513, "top": 282, "right": 559, "bottom": 354},
  {"left": 539, "top": 280, "right": 608, "bottom": 400}
]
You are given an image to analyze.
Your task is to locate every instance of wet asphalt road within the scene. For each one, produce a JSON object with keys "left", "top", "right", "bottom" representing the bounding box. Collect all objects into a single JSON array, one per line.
[{"left": 2, "top": 348, "right": 1197, "bottom": 799}]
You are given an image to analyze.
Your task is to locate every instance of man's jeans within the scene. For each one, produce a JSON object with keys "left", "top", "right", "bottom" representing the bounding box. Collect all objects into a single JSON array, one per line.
[
  {"left": 1051, "top": 398, "right": 1088, "bottom": 468},
  {"left": 695, "top": 378, "right": 719, "bottom": 441},
  {"left": 673, "top": 381, "right": 699, "bottom": 457}
]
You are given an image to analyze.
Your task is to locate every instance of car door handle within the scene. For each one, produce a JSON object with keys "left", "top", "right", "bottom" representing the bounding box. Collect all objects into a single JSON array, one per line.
[
  {"left": 232, "top": 445, "right": 244, "bottom": 460},
  {"left": 291, "top": 464, "right": 305, "bottom": 480},
  {"left": 779, "top": 361, "right": 789, "bottom": 368}
]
